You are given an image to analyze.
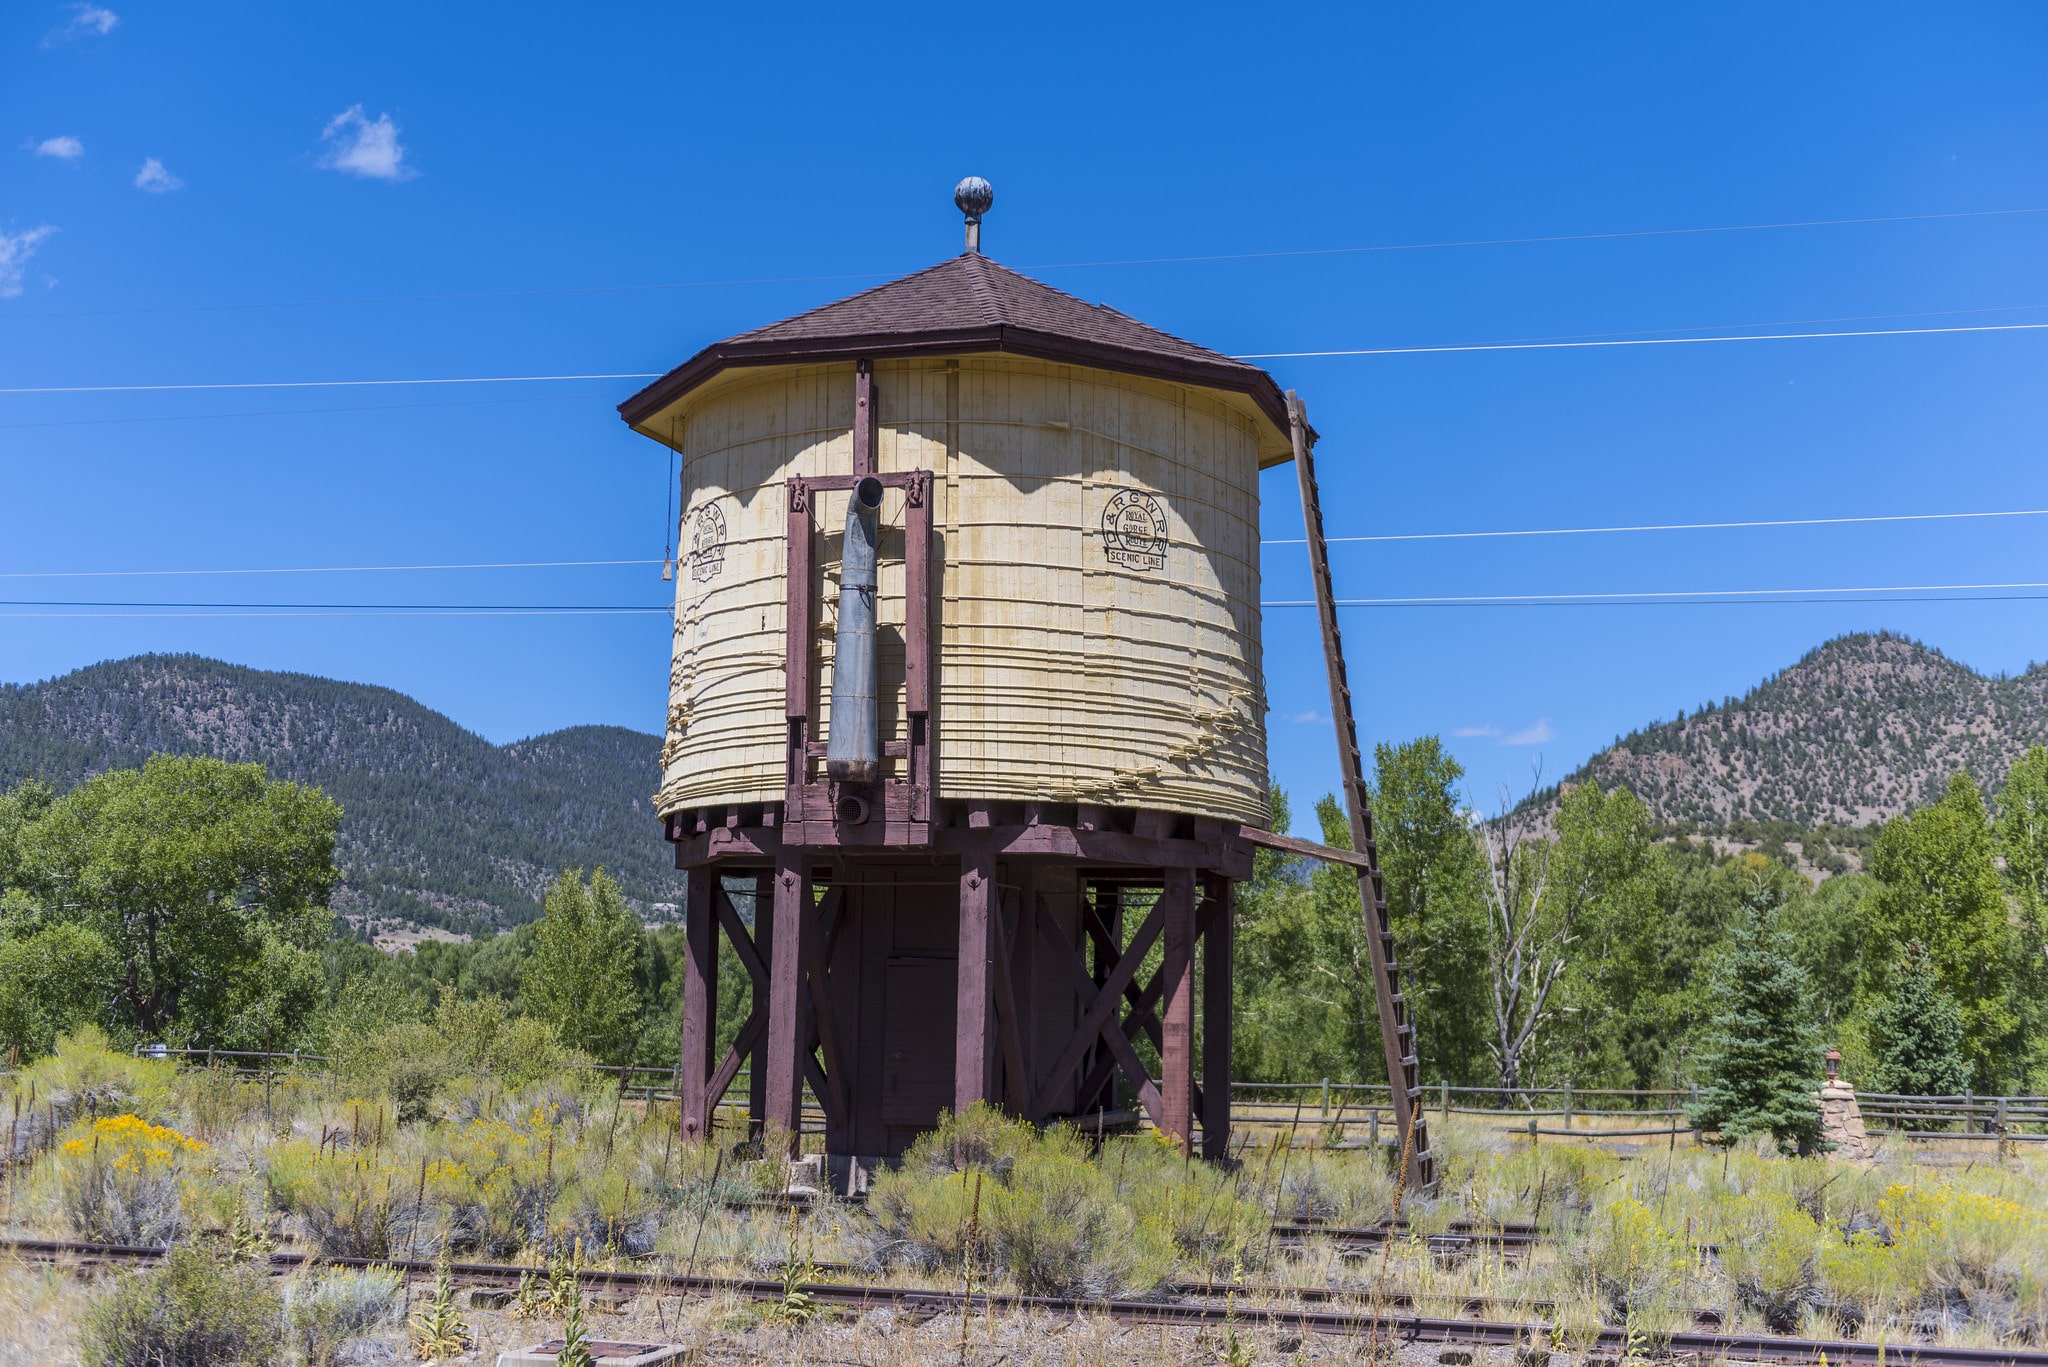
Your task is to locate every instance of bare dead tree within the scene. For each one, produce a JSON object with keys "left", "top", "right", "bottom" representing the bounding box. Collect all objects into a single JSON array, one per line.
[{"left": 1478, "top": 780, "right": 1612, "bottom": 1104}]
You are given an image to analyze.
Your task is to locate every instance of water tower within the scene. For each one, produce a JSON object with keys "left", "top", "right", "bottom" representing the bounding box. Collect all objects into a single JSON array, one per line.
[{"left": 620, "top": 182, "right": 1433, "bottom": 1185}]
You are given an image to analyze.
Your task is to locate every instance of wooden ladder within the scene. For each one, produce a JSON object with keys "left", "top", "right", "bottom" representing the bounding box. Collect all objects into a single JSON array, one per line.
[{"left": 1287, "top": 392, "right": 1436, "bottom": 1191}]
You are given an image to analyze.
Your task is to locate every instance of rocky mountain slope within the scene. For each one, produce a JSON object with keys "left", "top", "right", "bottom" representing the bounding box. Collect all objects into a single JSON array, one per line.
[
  {"left": 1558, "top": 633, "right": 2048, "bottom": 828},
  {"left": 0, "top": 655, "right": 682, "bottom": 937}
]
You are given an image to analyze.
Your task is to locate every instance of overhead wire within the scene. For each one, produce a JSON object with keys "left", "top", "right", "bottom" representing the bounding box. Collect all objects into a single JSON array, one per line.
[
  {"left": 0, "top": 391, "right": 617, "bottom": 430},
  {"left": 4, "top": 205, "right": 2043, "bottom": 322},
  {"left": 1236, "top": 318, "right": 2048, "bottom": 360},
  {"left": 1261, "top": 506, "right": 2048, "bottom": 546},
  {"left": 1263, "top": 578, "right": 2048, "bottom": 607},
  {"left": 6, "top": 505, "right": 2047, "bottom": 579},
  {"left": 13, "top": 317, "right": 2048, "bottom": 399}
]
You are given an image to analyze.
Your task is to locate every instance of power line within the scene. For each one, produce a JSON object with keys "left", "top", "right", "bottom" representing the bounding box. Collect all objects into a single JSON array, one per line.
[
  {"left": 1264, "top": 578, "right": 2048, "bottom": 607},
  {"left": 6, "top": 205, "right": 2043, "bottom": 322},
  {"left": 0, "top": 599, "right": 668, "bottom": 612},
  {"left": 0, "top": 391, "right": 617, "bottom": 430},
  {"left": 1262, "top": 507, "right": 2048, "bottom": 546},
  {"left": 7, "top": 504, "right": 2046, "bottom": 580},
  {"left": 0, "top": 559, "right": 664, "bottom": 581},
  {"left": 0, "top": 608, "right": 664, "bottom": 618},
  {"left": 1238, "top": 319, "right": 2048, "bottom": 360},
  {"left": 0, "top": 373, "right": 661, "bottom": 397},
  {"left": 16, "top": 317, "right": 2048, "bottom": 400}
]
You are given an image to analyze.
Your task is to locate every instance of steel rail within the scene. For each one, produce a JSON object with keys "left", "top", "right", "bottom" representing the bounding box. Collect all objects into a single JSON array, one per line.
[{"left": 6, "top": 1238, "right": 2042, "bottom": 1367}]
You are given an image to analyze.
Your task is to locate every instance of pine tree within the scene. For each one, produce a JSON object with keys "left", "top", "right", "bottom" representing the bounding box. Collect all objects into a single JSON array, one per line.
[
  {"left": 1868, "top": 941, "right": 1972, "bottom": 1097},
  {"left": 1687, "top": 902, "right": 1828, "bottom": 1154}
]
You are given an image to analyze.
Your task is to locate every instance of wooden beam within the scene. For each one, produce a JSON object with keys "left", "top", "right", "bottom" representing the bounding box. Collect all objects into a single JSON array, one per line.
[
  {"left": 1201, "top": 875, "right": 1234, "bottom": 1160},
  {"left": 708, "top": 1008, "right": 765, "bottom": 1115},
  {"left": 1071, "top": 969, "right": 1166, "bottom": 1120},
  {"left": 745, "top": 872, "right": 771, "bottom": 1138},
  {"left": 852, "top": 358, "right": 877, "bottom": 477},
  {"left": 763, "top": 851, "right": 808, "bottom": 1152},
  {"left": 956, "top": 842, "right": 998, "bottom": 1118},
  {"left": 1238, "top": 825, "right": 1374, "bottom": 870},
  {"left": 679, "top": 868, "right": 717, "bottom": 1144},
  {"left": 1159, "top": 868, "right": 1197, "bottom": 1154},
  {"left": 989, "top": 885, "right": 1029, "bottom": 1112},
  {"left": 1028, "top": 898, "right": 1166, "bottom": 1120},
  {"left": 799, "top": 884, "right": 850, "bottom": 1126}
]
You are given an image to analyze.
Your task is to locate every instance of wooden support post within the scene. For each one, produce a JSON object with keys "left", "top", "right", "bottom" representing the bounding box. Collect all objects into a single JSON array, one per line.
[
  {"left": 764, "top": 851, "right": 808, "bottom": 1153},
  {"left": 747, "top": 870, "right": 773, "bottom": 1140},
  {"left": 852, "top": 358, "right": 877, "bottom": 478},
  {"left": 679, "top": 867, "right": 717, "bottom": 1145},
  {"left": 1160, "top": 868, "right": 1197, "bottom": 1154},
  {"left": 1201, "top": 875, "right": 1233, "bottom": 1160},
  {"left": 956, "top": 843, "right": 998, "bottom": 1118},
  {"left": 1289, "top": 391, "right": 1435, "bottom": 1192}
]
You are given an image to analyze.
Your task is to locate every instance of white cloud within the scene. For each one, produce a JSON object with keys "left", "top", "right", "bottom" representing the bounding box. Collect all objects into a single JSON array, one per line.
[
  {"left": 0, "top": 226, "right": 58, "bottom": 299},
  {"left": 1453, "top": 724, "right": 1501, "bottom": 738},
  {"left": 44, "top": 3, "right": 117, "bottom": 45},
  {"left": 33, "top": 135, "right": 84, "bottom": 161},
  {"left": 133, "top": 157, "right": 182, "bottom": 193},
  {"left": 1502, "top": 719, "right": 1555, "bottom": 747},
  {"left": 1281, "top": 709, "right": 1323, "bottom": 724},
  {"left": 318, "top": 105, "right": 412, "bottom": 181}
]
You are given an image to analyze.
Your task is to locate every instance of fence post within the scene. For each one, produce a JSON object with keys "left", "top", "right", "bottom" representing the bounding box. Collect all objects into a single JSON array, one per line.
[
  {"left": 1996, "top": 1096, "right": 2009, "bottom": 1158},
  {"left": 1562, "top": 1083, "right": 1574, "bottom": 1131},
  {"left": 1965, "top": 1088, "right": 1974, "bottom": 1134},
  {"left": 1441, "top": 1078, "right": 1450, "bottom": 1121},
  {"left": 1369, "top": 1107, "right": 1380, "bottom": 1151},
  {"left": 1321, "top": 1077, "right": 1330, "bottom": 1120},
  {"left": 1527, "top": 1115, "right": 1538, "bottom": 1147}
]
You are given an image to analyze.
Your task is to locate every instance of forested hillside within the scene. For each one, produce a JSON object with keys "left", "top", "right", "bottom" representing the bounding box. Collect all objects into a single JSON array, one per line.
[
  {"left": 1554, "top": 633, "right": 2048, "bottom": 828},
  {"left": 0, "top": 655, "right": 680, "bottom": 937}
]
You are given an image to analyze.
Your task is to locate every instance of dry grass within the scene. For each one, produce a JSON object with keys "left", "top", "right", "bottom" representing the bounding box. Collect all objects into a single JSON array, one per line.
[{"left": 1, "top": 1032, "right": 2043, "bottom": 1363}]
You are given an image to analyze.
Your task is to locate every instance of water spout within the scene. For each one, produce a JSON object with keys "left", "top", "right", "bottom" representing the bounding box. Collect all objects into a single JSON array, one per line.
[{"left": 826, "top": 476, "right": 884, "bottom": 784}]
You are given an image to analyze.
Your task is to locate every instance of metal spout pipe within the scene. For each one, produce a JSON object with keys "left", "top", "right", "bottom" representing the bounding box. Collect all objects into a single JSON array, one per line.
[{"left": 826, "top": 476, "right": 884, "bottom": 784}]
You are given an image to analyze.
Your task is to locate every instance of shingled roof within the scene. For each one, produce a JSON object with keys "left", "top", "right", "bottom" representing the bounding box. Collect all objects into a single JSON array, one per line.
[{"left": 617, "top": 253, "right": 1292, "bottom": 442}]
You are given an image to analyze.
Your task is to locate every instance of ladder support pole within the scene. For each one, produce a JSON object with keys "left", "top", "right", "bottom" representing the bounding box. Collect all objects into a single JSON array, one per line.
[{"left": 1287, "top": 391, "right": 1435, "bottom": 1192}]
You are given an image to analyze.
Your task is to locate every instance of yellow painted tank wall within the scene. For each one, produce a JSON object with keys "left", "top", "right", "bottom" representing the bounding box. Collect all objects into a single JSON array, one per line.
[{"left": 659, "top": 355, "right": 1268, "bottom": 826}]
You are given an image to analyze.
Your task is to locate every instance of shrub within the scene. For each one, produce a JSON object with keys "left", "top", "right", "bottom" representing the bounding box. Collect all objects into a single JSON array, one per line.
[
  {"left": 14, "top": 1026, "right": 176, "bottom": 1130},
  {"left": 79, "top": 1244, "right": 283, "bottom": 1367},
  {"left": 1582, "top": 1197, "right": 1686, "bottom": 1322},
  {"left": 1719, "top": 1194, "right": 1822, "bottom": 1332},
  {"left": 329, "top": 996, "right": 573, "bottom": 1122},
  {"left": 55, "top": 1114, "right": 210, "bottom": 1246},
  {"left": 289, "top": 1266, "right": 404, "bottom": 1367},
  {"left": 263, "top": 1137, "right": 419, "bottom": 1259},
  {"left": 860, "top": 1105, "right": 1176, "bottom": 1297}
]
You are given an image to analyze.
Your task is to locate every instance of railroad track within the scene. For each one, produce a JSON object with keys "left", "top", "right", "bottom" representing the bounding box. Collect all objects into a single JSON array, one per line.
[{"left": 4, "top": 1238, "right": 2041, "bottom": 1367}]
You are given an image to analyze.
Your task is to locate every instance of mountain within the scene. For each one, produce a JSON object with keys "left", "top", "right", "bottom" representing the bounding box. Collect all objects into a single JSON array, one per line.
[
  {"left": 1556, "top": 633, "right": 2048, "bottom": 829},
  {"left": 0, "top": 655, "right": 683, "bottom": 938}
]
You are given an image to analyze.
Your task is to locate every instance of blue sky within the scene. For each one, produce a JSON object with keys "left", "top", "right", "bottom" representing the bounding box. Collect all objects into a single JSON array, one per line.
[{"left": 6, "top": 3, "right": 2048, "bottom": 825}]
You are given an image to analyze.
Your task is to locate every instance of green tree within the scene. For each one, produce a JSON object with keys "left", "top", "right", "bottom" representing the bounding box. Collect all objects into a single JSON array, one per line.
[
  {"left": 1867, "top": 941, "right": 1972, "bottom": 1097},
  {"left": 6, "top": 757, "right": 338, "bottom": 1048},
  {"left": 1867, "top": 772, "right": 2024, "bottom": 1089},
  {"left": 1232, "top": 787, "right": 1355, "bottom": 1082},
  {"left": 524, "top": 868, "right": 643, "bottom": 1064},
  {"left": 0, "top": 923, "right": 112, "bottom": 1062},
  {"left": 1370, "top": 739, "right": 1490, "bottom": 1085},
  {"left": 1688, "top": 895, "right": 1827, "bottom": 1154}
]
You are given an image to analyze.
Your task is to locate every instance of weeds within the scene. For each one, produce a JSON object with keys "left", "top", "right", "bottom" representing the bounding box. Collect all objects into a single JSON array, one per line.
[
  {"left": 54, "top": 1114, "right": 209, "bottom": 1246},
  {"left": 78, "top": 1244, "right": 282, "bottom": 1367},
  {"left": 289, "top": 1265, "right": 403, "bottom": 1367}
]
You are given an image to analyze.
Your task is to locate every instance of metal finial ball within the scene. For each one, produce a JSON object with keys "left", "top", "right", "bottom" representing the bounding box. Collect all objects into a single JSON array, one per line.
[{"left": 953, "top": 176, "right": 994, "bottom": 219}]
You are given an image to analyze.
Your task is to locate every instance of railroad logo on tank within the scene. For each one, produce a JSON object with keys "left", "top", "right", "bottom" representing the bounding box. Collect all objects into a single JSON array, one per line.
[
  {"left": 1101, "top": 490, "right": 1167, "bottom": 572},
  {"left": 689, "top": 503, "right": 728, "bottom": 583}
]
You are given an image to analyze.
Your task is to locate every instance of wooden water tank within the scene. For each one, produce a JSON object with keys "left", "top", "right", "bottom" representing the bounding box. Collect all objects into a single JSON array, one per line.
[{"left": 622, "top": 254, "right": 1296, "bottom": 828}]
